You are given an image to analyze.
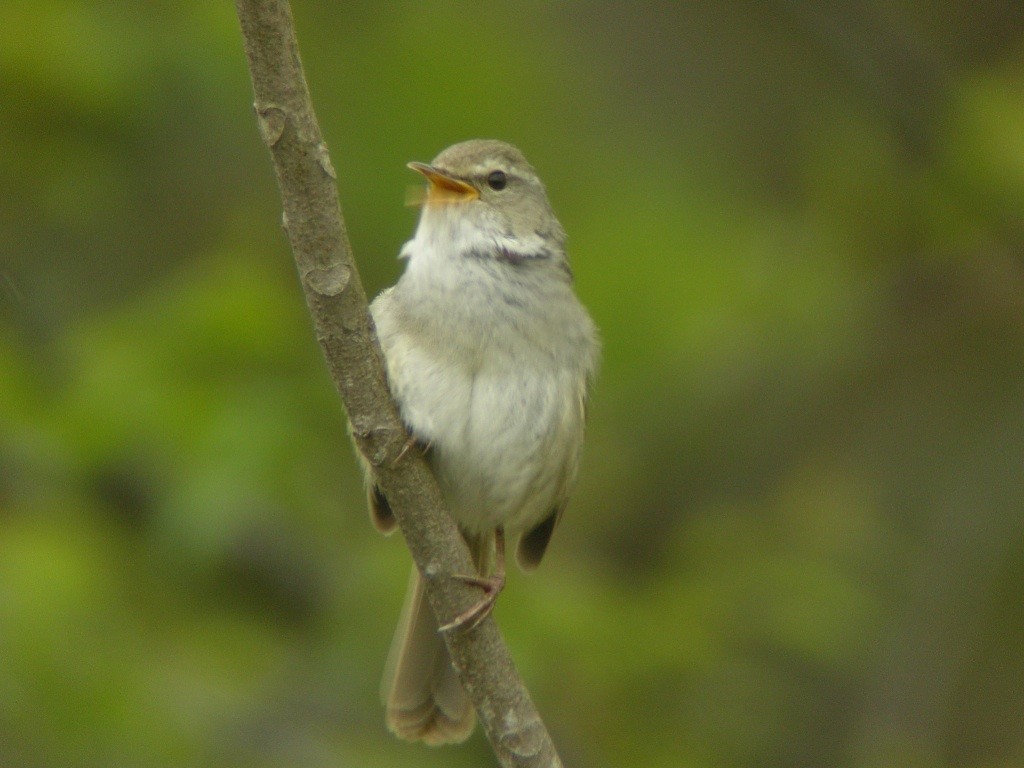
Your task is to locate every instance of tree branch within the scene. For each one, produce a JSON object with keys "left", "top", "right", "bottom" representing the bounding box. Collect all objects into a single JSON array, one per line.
[{"left": 233, "top": 2, "right": 563, "bottom": 766}]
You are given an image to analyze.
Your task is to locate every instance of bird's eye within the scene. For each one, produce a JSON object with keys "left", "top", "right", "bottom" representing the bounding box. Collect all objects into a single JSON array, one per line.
[{"left": 486, "top": 170, "right": 507, "bottom": 190}]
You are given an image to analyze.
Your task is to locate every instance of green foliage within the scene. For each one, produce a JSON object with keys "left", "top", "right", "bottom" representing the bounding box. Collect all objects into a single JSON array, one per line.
[{"left": 2, "top": 3, "right": 1024, "bottom": 766}]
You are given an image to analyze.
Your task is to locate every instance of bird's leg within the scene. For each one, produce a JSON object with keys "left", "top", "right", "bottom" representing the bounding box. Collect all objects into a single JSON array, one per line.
[{"left": 439, "top": 527, "right": 506, "bottom": 633}]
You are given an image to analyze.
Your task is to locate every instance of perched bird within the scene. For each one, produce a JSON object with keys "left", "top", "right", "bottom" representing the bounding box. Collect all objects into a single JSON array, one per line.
[{"left": 363, "top": 139, "right": 599, "bottom": 744}]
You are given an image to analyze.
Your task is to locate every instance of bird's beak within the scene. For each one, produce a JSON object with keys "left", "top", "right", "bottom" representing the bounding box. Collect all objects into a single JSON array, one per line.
[{"left": 407, "top": 161, "right": 479, "bottom": 205}]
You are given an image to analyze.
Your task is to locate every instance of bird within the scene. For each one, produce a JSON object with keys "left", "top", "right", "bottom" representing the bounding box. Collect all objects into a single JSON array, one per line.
[{"left": 361, "top": 139, "right": 599, "bottom": 744}]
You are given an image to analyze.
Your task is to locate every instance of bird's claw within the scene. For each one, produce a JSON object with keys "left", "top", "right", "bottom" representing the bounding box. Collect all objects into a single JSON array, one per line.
[{"left": 439, "top": 572, "right": 506, "bottom": 633}]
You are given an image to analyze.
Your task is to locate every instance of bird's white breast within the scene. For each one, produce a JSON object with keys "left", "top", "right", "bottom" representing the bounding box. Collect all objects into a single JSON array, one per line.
[{"left": 370, "top": 233, "right": 594, "bottom": 534}]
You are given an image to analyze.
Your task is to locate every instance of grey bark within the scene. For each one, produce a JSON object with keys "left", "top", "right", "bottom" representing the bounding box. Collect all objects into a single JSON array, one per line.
[{"left": 233, "top": 2, "right": 564, "bottom": 765}]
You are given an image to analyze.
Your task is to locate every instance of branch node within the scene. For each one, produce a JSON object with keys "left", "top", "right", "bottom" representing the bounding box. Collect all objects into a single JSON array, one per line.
[
  {"left": 316, "top": 142, "right": 337, "bottom": 179},
  {"left": 423, "top": 562, "right": 442, "bottom": 579},
  {"left": 499, "top": 717, "right": 546, "bottom": 759},
  {"left": 304, "top": 263, "right": 351, "bottom": 297},
  {"left": 254, "top": 102, "right": 287, "bottom": 147},
  {"left": 352, "top": 423, "right": 400, "bottom": 466}
]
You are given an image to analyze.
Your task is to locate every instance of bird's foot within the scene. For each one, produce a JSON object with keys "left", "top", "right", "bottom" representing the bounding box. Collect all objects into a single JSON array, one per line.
[
  {"left": 439, "top": 570, "right": 506, "bottom": 633},
  {"left": 440, "top": 527, "right": 506, "bottom": 633}
]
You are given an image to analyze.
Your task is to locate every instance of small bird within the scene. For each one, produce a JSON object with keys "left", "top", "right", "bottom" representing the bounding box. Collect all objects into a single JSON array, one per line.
[{"left": 363, "top": 139, "right": 599, "bottom": 744}]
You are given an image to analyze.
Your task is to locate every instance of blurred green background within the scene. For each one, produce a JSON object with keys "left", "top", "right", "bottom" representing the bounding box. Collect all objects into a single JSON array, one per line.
[{"left": 3, "top": 2, "right": 1024, "bottom": 766}]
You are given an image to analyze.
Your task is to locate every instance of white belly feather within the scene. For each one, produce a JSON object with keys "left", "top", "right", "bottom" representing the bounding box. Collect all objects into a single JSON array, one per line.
[{"left": 369, "top": 252, "right": 591, "bottom": 534}]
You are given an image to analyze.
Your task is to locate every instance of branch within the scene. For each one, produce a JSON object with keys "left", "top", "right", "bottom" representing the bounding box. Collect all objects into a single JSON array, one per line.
[{"left": 233, "top": 2, "right": 563, "bottom": 766}]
